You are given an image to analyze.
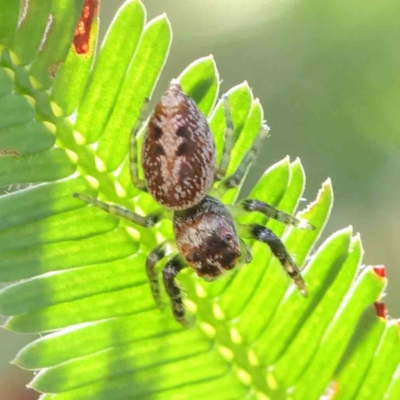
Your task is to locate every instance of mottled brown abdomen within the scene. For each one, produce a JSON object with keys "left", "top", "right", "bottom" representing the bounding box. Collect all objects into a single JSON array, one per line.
[{"left": 142, "top": 81, "right": 215, "bottom": 210}]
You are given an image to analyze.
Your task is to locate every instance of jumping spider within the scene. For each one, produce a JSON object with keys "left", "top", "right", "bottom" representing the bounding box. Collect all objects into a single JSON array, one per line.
[{"left": 74, "top": 80, "right": 314, "bottom": 325}]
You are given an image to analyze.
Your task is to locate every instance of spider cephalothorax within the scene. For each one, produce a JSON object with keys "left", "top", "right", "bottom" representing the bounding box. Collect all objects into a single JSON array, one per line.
[
  {"left": 74, "top": 79, "right": 314, "bottom": 325},
  {"left": 174, "top": 196, "right": 244, "bottom": 281}
]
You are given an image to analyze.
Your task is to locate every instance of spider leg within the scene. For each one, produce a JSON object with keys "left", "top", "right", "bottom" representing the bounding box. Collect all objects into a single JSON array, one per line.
[
  {"left": 240, "top": 238, "right": 253, "bottom": 264},
  {"left": 238, "top": 199, "right": 315, "bottom": 230},
  {"left": 146, "top": 241, "right": 175, "bottom": 309},
  {"left": 215, "top": 95, "right": 235, "bottom": 181},
  {"left": 215, "top": 123, "right": 269, "bottom": 198},
  {"left": 130, "top": 97, "right": 150, "bottom": 191},
  {"left": 239, "top": 223, "right": 307, "bottom": 296},
  {"left": 73, "top": 193, "right": 165, "bottom": 227},
  {"left": 162, "top": 254, "right": 189, "bottom": 324}
]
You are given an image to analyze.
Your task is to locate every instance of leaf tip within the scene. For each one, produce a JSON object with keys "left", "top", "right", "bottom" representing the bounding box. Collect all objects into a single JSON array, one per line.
[
  {"left": 178, "top": 54, "right": 217, "bottom": 83},
  {"left": 283, "top": 154, "right": 291, "bottom": 163},
  {"left": 323, "top": 177, "right": 333, "bottom": 192},
  {"left": 292, "top": 156, "right": 301, "bottom": 165},
  {"left": 159, "top": 12, "right": 172, "bottom": 30},
  {"left": 204, "top": 54, "right": 217, "bottom": 70},
  {"left": 10, "top": 349, "right": 27, "bottom": 369},
  {"left": 373, "top": 264, "right": 386, "bottom": 278},
  {"left": 159, "top": 12, "right": 168, "bottom": 20},
  {"left": 299, "top": 177, "right": 334, "bottom": 219},
  {"left": 338, "top": 225, "right": 354, "bottom": 239},
  {"left": 261, "top": 156, "right": 291, "bottom": 180},
  {"left": 350, "top": 232, "right": 364, "bottom": 255},
  {"left": 241, "top": 80, "right": 252, "bottom": 93},
  {"left": 2, "top": 317, "right": 13, "bottom": 331},
  {"left": 148, "top": 12, "right": 172, "bottom": 33}
]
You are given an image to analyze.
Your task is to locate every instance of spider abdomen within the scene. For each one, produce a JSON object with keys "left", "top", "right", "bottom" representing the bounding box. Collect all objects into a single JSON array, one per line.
[
  {"left": 173, "top": 196, "right": 242, "bottom": 280},
  {"left": 142, "top": 81, "right": 216, "bottom": 210}
]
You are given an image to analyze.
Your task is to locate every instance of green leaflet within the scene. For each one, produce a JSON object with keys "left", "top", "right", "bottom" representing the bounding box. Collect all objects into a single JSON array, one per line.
[
  {"left": 51, "top": 1, "right": 100, "bottom": 116},
  {"left": 254, "top": 226, "right": 352, "bottom": 361},
  {"left": 178, "top": 55, "right": 220, "bottom": 117},
  {"left": 38, "top": 350, "right": 229, "bottom": 400},
  {"left": 29, "top": 0, "right": 85, "bottom": 89},
  {"left": 234, "top": 179, "right": 333, "bottom": 340},
  {"left": 0, "top": 1, "right": 398, "bottom": 400},
  {"left": 96, "top": 14, "right": 172, "bottom": 171},
  {"left": 334, "top": 305, "right": 387, "bottom": 400},
  {"left": 74, "top": 0, "right": 146, "bottom": 140},
  {"left": 0, "top": 227, "right": 139, "bottom": 284},
  {"left": 273, "top": 234, "right": 363, "bottom": 385},
  {"left": 0, "top": 205, "right": 118, "bottom": 253},
  {"left": 14, "top": 311, "right": 183, "bottom": 369},
  {"left": 0, "top": 93, "right": 35, "bottom": 128},
  {"left": 0, "top": 147, "right": 77, "bottom": 186},
  {"left": 354, "top": 320, "right": 400, "bottom": 399},
  {"left": 30, "top": 329, "right": 212, "bottom": 392},
  {"left": 9, "top": 0, "right": 53, "bottom": 66},
  {"left": 0, "top": 66, "right": 15, "bottom": 97},
  {"left": 0, "top": 253, "right": 145, "bottom": 316},
  {"left": 0, "top": 120, "right": 56, "bottom": 155},
  {"left": 385, "top": 365, "right": 400, "bottom": 400},
  {"left": 0, "top": 176, "right": 98, "bottom": 230},
  {"left": 0, "top": 0, "right": 19, "bottom": 47},
  {"left": 291, "top": 266, "right": 387, "bottom": 400}
]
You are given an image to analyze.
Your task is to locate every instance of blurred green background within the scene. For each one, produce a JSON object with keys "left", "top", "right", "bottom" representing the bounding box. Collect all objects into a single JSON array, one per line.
[{"left": 1, "top": 1, "right": 399, "bottom": 398}]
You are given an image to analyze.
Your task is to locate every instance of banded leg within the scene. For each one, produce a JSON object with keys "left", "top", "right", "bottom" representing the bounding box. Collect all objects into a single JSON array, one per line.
[
  {"left": 146, "top": 241, "right": 174, "bottom": 308},
  {"left": 215, "top": 95, "right": 235, "bottom": 181},
  {"left": 73, "top": 193, "right": 164, "bottom": 227},
  {"left": 240, "top": 239, "right": 253, "bottom": 265},
  {"left": 213, "top": 123, "right": 269, "bottom": 200},
  {"left": 162, "top": 255, "right": 189, "bottom": 324},
  {"left": 223, "top": 123, "right": 269, "bottom": 190},
  {"left": 240, "top": 223, "right": 307, "bottom": 296},
  {"left": 130, "top": 97, "right": 150, "bottom": 191},
  {"left": 240, "top": 199, "right": 315, "bottom": 230}
]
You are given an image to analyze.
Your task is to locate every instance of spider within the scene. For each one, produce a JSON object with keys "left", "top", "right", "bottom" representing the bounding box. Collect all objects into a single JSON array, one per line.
[{"left": 74, "top": 80, "right": 314, "bottom": 325}]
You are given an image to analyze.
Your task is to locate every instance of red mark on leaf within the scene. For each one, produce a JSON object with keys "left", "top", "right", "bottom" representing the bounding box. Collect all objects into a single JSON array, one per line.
[
  {"left": 374, "top": 301, "right": 387, "bottom": 319},
  {"left": 373, "top": 265, "right": 386, "bottom": 278},
  {"left": 74, "top": 0, "right": 98, "bottom": 54}
]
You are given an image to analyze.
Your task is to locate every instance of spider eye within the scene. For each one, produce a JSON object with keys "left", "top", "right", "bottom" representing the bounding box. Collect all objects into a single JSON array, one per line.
[{"left": 224, "top": 233, "right": 233, "bottom": 241}]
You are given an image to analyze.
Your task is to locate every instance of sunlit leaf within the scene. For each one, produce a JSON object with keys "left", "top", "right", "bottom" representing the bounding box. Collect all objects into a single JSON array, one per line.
[{"left": 0, "top": 1, "right": 398, "bottom": 399}]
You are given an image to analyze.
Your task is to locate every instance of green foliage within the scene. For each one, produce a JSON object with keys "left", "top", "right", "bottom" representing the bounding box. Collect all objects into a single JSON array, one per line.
[{"left": 0, "top": 1, "right": 399, "bottom": 399}]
